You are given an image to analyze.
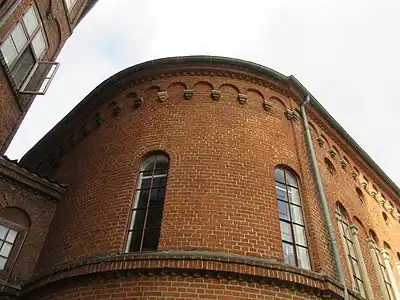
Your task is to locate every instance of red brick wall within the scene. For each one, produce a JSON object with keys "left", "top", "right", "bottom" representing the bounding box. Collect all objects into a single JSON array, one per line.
[
  {"left": 32, "top": 71, "right": 336, "bottom": 285},
  {"left": 21, "top": 61, "right": 400, "bottom": 298},
  {"left": 25, "top": 275, "right": 323, "bottom": 300},
  {"left": 0, "top": 175, "right": 57, "bottom": 283}
]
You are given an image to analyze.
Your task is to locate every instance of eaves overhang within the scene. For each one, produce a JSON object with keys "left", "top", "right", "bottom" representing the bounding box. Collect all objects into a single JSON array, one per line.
[{"left": 19, "top": 55, "right": 400, "bottom": 200}]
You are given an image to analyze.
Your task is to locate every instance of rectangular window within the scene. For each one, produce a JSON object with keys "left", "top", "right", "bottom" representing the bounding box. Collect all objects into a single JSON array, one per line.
[
  {"left": 0, "top": 225, "right": 18, "bottom": 271},
  {"left": 0, "top": 6, "right": 46, "bottom": 89}
]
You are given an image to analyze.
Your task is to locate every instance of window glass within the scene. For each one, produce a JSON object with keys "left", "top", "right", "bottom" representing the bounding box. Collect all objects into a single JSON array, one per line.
[
  {"left": 297, "top": 246, "right": 311, "bottom": 269},
  {"left": 0, "top": 225, "right": 19, "bottom": 271},
  {"left": 10, "top": 47, "right": 35, "bottom": 88},
  {"left": 0, "top": 226, "right": 7, "bottom": 240},
  {"left": 0, "top": 38, "right": 17, "bottom": 66},
  {"left": 11, "top": 23, "right": 27, "bottom": 52},
  {"left": 293, "top": 225, "right": 307, "bottom": 246},
  {"left": 280, "top": 221, "right": 293, "bottom": 243},
  {"left": 275, "top": 168, "right": 310, "bottom": 270},
  {"left": 23, "top": 7, "right": 39, "bottom": 37},
  {"left": 32, "top": 30, "right": 45, "bottom": 58},
  {"left": 282, "top": 242, "right": 295, "bottom": 265},
  {"left": 126, "top": 154, "right": 169, "bottom": 252}
]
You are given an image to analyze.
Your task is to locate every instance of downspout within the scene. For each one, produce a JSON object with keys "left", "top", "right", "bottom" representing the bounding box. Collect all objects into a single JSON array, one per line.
[
  {"left": 0, "top": 0, "right": 23, "bottom": 28},
  {"left": 300, "top": 95, "right": 349, "bottom": 300}
]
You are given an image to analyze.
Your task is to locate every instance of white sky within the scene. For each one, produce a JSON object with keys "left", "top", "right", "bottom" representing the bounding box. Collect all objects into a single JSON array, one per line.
[{"left": 6, "top": 0, "right": 400, "bottom": 185}]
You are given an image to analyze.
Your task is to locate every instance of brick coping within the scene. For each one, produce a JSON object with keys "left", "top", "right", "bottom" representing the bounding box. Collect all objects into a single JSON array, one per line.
[{"left": 17, "top": 250, "right": 363, "bottom": 299}]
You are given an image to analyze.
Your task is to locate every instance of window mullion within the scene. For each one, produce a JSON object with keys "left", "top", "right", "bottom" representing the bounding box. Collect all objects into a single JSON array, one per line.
[
  {"left": 139, "top": 158, "right": 158, "bottom": 251},
  {"left": 283, "top": 171, "right": 299, "bottom": 267}
]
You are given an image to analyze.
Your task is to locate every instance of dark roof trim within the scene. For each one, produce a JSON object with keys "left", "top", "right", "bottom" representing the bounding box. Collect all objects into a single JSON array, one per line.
[
  {"left": 20, "top": 55, "right": 400, "bottom": 198},
  {"left": 0, "top": 155, "right": 65, "bottom": 200}
]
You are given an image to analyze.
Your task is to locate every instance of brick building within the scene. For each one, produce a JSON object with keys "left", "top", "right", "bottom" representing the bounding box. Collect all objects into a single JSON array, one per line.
[
  {"left": 0, "top": 6, "right": 399, "bottom": 300},
  {"left": 0, "top": 0, "right": 98, "bottom": 298}
]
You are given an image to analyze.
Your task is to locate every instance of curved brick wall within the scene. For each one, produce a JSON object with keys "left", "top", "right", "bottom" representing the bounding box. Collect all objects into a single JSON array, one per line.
[{"left": 20, "top": 57, "right": 400, "bottom": 299}]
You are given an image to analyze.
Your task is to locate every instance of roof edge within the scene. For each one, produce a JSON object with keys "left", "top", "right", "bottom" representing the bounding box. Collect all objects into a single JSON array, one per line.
[{"left": 20, "top": 55, "right": 400, "bottom": 199}]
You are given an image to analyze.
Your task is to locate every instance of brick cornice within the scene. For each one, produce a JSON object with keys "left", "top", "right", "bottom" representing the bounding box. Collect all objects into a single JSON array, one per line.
[
  {"left": 20, "top": 251, "right": 363, "bottom": 299},
  {"left": 0, "top": 156, "right": 65, "bottom": 200}
]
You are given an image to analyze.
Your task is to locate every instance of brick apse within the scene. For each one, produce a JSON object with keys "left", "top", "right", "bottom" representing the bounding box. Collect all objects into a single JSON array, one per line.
[{"left": 2, "top": 56, "right": 395, "bottom": 299}]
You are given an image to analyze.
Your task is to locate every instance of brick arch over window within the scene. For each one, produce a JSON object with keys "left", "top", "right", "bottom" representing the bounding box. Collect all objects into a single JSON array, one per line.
[
  {"left": 125, "top": 152, "right": 170, "bottom": 253},
  {"left": 274, "top": 167, "right": 311, "bottom": 270}
]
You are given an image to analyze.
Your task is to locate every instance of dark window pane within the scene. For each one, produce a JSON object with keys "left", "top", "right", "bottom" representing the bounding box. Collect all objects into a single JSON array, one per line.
[
  {"left": 149, "top": 187, "right": 165, "bottom": 207},
  {"left": 142, "top": 228, "right": 161, "bottom": 251},
  {"left": 136, "top": 189, "right": 149, "bottom": 209},
  {"left": 140, "top": 178, "right": 152, "bottom": 189},
  {"left": 274, "top": 169, "right": 285, "bottom": 183},
  {"left": 142, "top": 161, "right": 155, "bottom": 177},
  {"left": 154, "top": 160, "right": 169, "bottom": 175},
  {"left": 129, "top": 230, "right": 143, "bottom": 252},
  {"left": 146, "top": 206, "right": 163, "bottom": 229},
  {"left": 11, "top": 47, "right": 35, "bottom": 88},
  {"left": 132, "top": 209, "right": 146, "bottom": 230},
  {"left": 278, "top": 201, "right": 290, "bottom": 221},
  {"left": 152, "top": 176, "right": 167, "bottom": 188}
]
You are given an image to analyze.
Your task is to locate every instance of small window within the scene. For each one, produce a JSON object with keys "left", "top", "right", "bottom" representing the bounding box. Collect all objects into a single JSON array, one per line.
[
  {"left": 356, "top": 188, "right": 364, "bottom": 203},
  {"left": 383, "top": 212, "right": 389, "bottom": 225},
  {"left": 325, "top": 158, "right": 336, "bottom": 175},
  {"left": 126, "top": 154, "right": 169, "bottom": 253},
  {"left": 274, "top": 168, "right": 311, "bottom": 270}
]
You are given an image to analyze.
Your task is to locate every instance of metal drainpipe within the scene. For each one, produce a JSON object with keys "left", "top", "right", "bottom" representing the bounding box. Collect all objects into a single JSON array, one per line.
[
  {"left": 300, "top": 95, "right": 349, "bottom": 300},
  {"left": 0, "top": 0, "right": 23, "bottom": 28}
]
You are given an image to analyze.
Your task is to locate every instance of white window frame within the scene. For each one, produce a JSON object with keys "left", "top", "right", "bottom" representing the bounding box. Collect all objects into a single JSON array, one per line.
[
  {"left": 19, "top": 61, "right": 59, "bottom": 95},
  {"left": 64, "top": 0, "right": 78, "bottom": 11},
  {"left": 0, "top": 5, "right": 50, "bottom": 91}
]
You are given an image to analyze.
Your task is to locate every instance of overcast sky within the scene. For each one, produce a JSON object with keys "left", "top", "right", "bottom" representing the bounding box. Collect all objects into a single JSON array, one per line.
[{"left": 6, "top": 0, "right": 400, "bottom": 185}]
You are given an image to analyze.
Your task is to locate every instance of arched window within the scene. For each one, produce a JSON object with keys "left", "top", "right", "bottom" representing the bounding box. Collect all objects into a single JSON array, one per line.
[
  {"left": 0, "top": 207, "right": 30, "bottom": 272},
  {"left": 369, "top": 231, "right": 395, "bottom": 299},
  {"left": 335, "top": 203, "right": 365, "bottom": 297},
  {"left": 274, "top": 168, "right": 310, "bottom": 270},
  {"left": 126, "top": 154, "right": 169, "bottom": 252}
]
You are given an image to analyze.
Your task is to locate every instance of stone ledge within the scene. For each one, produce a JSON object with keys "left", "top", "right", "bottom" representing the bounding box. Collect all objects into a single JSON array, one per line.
[{"left": 22, "top": 250, "right": 352, "bottom": 298}]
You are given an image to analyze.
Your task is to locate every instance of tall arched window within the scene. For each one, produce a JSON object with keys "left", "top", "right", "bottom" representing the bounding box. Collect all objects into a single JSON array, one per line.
[
  {"left": 335, "top": 203, "right": 365, "bottom": 297},
  {"left": 369, "top": 230, "right": 395, "bottom": 299},
  {"left": 126, "top": 154, "right": 169, "bottom": 252},
  {"left": 274, "top": 168, "right": 310, "bottom": 270}
]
